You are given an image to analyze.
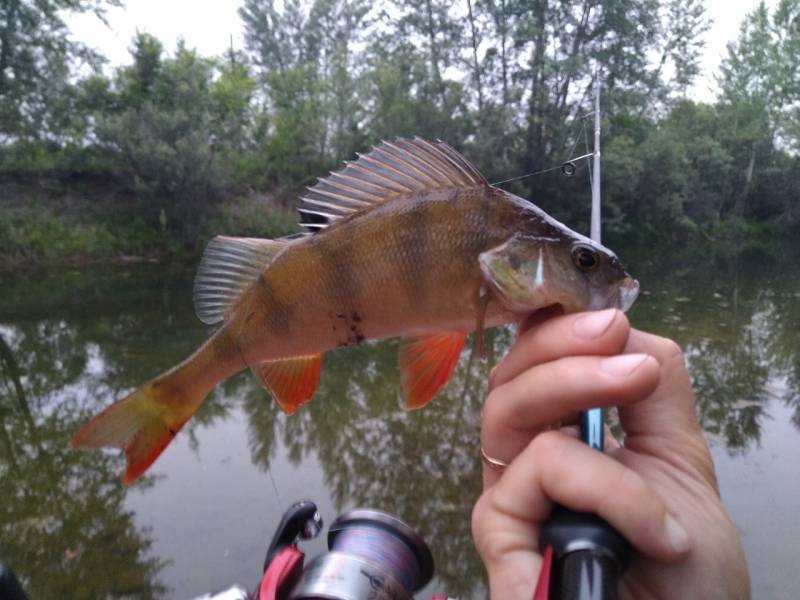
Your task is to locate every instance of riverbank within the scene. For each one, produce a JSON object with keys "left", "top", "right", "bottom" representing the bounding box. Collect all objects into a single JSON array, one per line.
[
  {"left": 0, "top": 176, "right": 298, "bottom": 270},
  {"left": 0, "top": 177, "right": 789, "bottom": 271}
]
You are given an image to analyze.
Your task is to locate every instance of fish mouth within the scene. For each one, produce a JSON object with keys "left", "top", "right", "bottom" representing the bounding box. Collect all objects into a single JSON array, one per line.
[
  {"left": 617, "top": 277, "right": 639, "bottom": 313},
  {"left": 588, "top": 275, "right": 640, "bottom": 312}
]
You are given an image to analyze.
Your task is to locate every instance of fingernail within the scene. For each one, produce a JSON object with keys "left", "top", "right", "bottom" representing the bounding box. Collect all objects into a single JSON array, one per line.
[
  {"left": 573, "top": 309, "right": 616, "bottom": 339},
  {"left": 665, "top": 513, "right": 691, "bottom": 553},
  {"left": 600, "top": 353, "right": 648, "bottom": 377}
]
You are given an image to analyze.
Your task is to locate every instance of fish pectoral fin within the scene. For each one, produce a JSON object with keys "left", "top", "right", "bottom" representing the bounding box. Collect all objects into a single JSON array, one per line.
[
  {"left": 399, "top": 332, "right": 467, "bottom": 410},
  {"left": 253, "top": 354, "right": 323, "bottom": 415},
  {"left": 194, "top": 236, "right": 291, "bottom": 325}
]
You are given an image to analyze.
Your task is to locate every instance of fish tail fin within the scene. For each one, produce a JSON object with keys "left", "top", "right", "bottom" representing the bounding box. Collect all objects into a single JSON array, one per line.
[{"left": 71, "top": 373, "right": 201, "bottom": 486}]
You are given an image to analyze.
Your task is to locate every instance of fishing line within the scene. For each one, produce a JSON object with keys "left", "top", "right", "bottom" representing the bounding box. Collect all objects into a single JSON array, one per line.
[
  {"left": 566, "top": 119, "right": 588, "bottom": 164},
  {"left": 490, "top": 151, "right": 595, "bottom": 186},
  {"left": 490, "top": 118, "right": 595, "bottom": 187},
  {"left": 491, "top": 164, "right": 565, "bottom": 185},
  {"left": 267, "top": 459, "right": 284, "bottom": 513}
]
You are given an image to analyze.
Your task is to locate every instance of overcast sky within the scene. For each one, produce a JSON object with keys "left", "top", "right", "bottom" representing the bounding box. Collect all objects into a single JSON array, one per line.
[{"left": 66, "top": 0, "right": 776, "bottom": 103}]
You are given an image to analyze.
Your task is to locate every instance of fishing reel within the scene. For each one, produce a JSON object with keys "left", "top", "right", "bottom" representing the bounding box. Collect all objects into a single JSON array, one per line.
[{"left": 258, "top": 500, "right": 442, "bottom": 600}]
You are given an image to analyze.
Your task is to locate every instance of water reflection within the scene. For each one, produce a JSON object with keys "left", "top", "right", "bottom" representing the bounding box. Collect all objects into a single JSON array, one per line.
[
  {"left": 272, "top": 335, "right": 506, "bottom": 595},
  {"left": 0, "top": 248, "right": 798, "bottom": 598},
  {"left": 627, "top": 249, "right": 800, "bottom": 451},
  {"left": 0, "top": 267, "right": 208, "bottom": 598},
  {"left": 0, "top": 328, "right": 167, "bottom": 599}
]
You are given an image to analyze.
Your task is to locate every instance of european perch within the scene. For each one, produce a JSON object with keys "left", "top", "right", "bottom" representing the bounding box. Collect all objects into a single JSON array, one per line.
[{"left": 71, "top": 137, "right": 639, "bottom": 485}]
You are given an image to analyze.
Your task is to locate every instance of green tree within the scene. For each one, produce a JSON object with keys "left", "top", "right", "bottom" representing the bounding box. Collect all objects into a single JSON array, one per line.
[
  {"left": 717, "top": 0, "right": 800, "bottom": 223},
  {"left": 447, "top": 0, "right": 710, "bottom": 230},
  {"left": 240, "top": 0, "right": 324, "bottom": 184},
  {"left": 240, "top": 0, "right": 373, "bottom": 184},
  {"left": 90, "top": 34, "right": 256, "bottom": 241},
  {"left": 0, "top": 0, "right": 120, "bottom": 144}
]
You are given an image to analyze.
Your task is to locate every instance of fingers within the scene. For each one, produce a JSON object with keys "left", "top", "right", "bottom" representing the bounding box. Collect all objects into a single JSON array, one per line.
[
  {"left": 491, "top": 309, "right": 631, "bottom": 391},
  {"left": 472, "top": 431, "right": 691, "bottom": 599},
  {"left": 481, "top": 352, "right": 659, "bottom": 486},
  {"left": 620, "top": 329, "right": 716, "bottom": 483},
  {"left": 619, "top": 330, "right": 699, "bottom": 438}
]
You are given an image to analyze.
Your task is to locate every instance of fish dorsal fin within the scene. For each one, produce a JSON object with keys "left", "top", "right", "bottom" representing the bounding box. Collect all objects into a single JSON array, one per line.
[
  {"left": 299, "top": 137, "right": 488, "bottom": 231},
  {"left": 193, "top": 236, "right": 289, "bottom": 325}
]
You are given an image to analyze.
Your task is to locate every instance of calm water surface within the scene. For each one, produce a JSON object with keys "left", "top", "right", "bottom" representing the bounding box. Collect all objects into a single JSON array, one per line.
[{"left": 1, "top": 246, "right": 799, "bottom": 599}]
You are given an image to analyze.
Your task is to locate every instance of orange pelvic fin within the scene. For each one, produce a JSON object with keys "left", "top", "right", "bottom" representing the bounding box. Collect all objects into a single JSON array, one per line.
[
  {"left": 399, "top": 332, "right": 467, "bottom": 410},
  {"left": 71, "top": 379, "right": 197, "bottom": 486},
  {"left": 253, "top": 354, "right": 323, "bottom": 415}
]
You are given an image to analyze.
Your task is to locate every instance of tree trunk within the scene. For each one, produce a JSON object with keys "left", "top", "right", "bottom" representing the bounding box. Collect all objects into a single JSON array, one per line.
[
  {"left": 466, "top": 0, "right": 484, "bottom": 111},
  {"left": 500, "top": 0, "right": 508, "bottom": 106},
  {"left": 734, "top": 143, "right": 756, "bottom": 217},
  {"left": 0, "top": 0, "right": 20, "bottom": 95},
  {"left": 424, "top": 0, "right": 447, "bottom": 107},
  {"left": 526, "top": 0, "right": 548, "bottom": 196}
]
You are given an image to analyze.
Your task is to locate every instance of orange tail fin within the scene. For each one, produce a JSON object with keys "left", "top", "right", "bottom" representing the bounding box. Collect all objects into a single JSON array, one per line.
[{"left": 71, "top": 376, "right": 201, "bottom": 485}]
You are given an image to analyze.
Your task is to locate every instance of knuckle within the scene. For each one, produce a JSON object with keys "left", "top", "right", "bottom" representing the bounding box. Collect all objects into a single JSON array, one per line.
[
  {"left": 482, "top": 388, "right": 504, "bottom": 425},
  {"left": 472, "top": 491, "right": 510, "bottom": 561},
  {"left": 471, "top": 492, "right": 489, "bottom": 535},
  {"left": 475, "top": 528, "right": 509, "bottom": 565},
  {"left": 617, "top": 466, "right": 648, "bottom": 498},
  {"left": 653, "top": 336, "right": 685, "bottom": 363},
  {"left": 530, "top": 430, "right": 566, "bottom": 461}
]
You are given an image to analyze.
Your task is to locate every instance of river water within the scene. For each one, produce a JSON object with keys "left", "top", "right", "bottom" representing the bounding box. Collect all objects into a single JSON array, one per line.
[{"left": 1, "top": 244, "right": 798, "bottom": 599}]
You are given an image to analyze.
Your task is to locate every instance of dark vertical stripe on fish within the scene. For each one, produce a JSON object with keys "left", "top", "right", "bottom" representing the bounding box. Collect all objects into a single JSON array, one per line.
[
  {"left": 398, "top": 198, "right": 431, "bottom": 310},
  {"left": 259, "top": 274, "right": 293, "bottom": 335},
  {"left": 315, "top": 232, "right": 362, "bottom": 326},
  {"left": 462, "top": 188, "right": 490, "bottom": 281}
]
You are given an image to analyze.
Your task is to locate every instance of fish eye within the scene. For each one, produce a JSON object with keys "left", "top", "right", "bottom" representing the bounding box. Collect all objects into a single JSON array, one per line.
[{"left": 572, "top": 245, "right": 599, "bottom": 271}]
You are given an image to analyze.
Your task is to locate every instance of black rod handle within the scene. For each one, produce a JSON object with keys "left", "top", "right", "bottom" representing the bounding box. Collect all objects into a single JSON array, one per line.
[
  {"left": 540, "top": 506, "right": 631, "bottom": 600},
  {"left": 557, "top": 550, "right": 619, "bottom": 600}
]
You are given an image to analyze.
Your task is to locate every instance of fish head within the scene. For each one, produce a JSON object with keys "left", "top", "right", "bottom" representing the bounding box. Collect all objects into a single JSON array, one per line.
[{"left": 479, "top": 234, "right": 639, "bottom": 315}]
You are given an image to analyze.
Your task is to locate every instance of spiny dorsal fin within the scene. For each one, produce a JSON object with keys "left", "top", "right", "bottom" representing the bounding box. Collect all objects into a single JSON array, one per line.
[
  {"left": 299, "top": 137, "right": 488, "bottom": 231},
  {"left": 193, "top": 236, "right": 289, "bottom": 325}
]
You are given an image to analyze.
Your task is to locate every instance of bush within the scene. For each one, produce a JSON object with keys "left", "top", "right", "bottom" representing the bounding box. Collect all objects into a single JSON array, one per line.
[
  {"left": 0, "top": 208, "right": 171, "bottom": 265},
  {"left": 204, "top": 195, "right": 299, "bottom": 243}
]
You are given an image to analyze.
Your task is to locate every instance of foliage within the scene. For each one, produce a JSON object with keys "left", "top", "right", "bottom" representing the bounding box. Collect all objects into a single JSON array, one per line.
[
  {"left": 1, "top": 0, "right": 800, "bottom": 265},
  {"left": 203, "top": 194, "right": 299, "bottom": 241},
  {"left": 0, "top": 207, "right": 171, "bottom": 265},
  {"left": 0, "top": 0, "right": 121, "bottom": 143},
  {"left": 86, "top": 34, "right": 257, "bottom": 237}
]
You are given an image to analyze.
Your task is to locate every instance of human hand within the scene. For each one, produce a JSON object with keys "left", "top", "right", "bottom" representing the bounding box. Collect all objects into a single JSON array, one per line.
[{"left": 472, "top": 309, "right": 750, "bottom": 600}]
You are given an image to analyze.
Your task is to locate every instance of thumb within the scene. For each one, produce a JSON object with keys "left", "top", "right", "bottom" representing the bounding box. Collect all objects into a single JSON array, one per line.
[
  {"left": 619, "top": 331, "right": 698, "bottom": 435},
  {"left": 619, "top": 330, "right": 715, "bottom": 482}
]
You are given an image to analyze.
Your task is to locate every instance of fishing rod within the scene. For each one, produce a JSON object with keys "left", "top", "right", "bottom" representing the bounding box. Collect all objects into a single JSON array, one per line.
[{"left": 531, "top": 69, "right": 633, "bottom": 600}]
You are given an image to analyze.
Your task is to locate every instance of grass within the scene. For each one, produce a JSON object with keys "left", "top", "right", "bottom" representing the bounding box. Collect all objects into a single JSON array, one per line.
[
  {"left": 0, "top": 209, "right": 160, "bottom": 264},
  {"left": 0, "top": 191, "right": 300, "bottom": 269},
  {"left": 204, "top": 194, "right": 299, "bottom": 241}
]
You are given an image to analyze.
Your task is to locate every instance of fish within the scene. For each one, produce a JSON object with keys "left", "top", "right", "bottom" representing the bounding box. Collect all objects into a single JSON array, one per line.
[{"left": 71, "top": 137, "right": 639, "bottom": 485}]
